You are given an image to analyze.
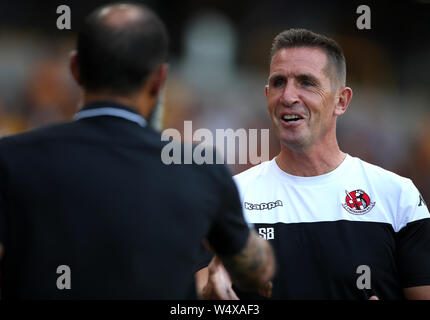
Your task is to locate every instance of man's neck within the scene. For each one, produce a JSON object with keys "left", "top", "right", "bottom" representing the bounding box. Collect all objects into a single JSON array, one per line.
[
  {"left": 81, "top": 92, "right": 149, "bottom": 118},
  {"left": 276, "top": 140, "right": 346, "bottom": 177},
  {"left": 82, "top": 92, "right": 135, "bottom": 107}
]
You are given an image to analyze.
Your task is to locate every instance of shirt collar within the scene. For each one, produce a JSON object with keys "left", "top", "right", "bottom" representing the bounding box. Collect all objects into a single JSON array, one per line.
[{"left": 74, "top": 101, "right": 147, "bottom": 127}]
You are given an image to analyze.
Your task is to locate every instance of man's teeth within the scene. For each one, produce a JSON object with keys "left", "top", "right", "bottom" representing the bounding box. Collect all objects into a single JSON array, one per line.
[{"left": 283, "top": 115, "right": 301, "bottom": 120}]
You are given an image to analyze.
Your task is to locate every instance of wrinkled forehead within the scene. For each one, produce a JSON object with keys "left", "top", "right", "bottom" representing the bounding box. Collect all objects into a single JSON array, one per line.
[{"left": 269, "top": 47, "right": 330, "bottom": 78}]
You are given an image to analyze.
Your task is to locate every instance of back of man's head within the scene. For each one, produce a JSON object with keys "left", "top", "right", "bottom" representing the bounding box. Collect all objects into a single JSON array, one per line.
[
  {"left": 271, "top": 28, "right": 346, "bottom": 89},
  {"left": 77, "top": 3, "right": 168, "bottom": 96}
]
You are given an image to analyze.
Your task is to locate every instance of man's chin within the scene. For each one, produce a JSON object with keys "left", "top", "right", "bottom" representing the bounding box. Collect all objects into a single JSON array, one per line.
[{"left": 279, "top": 135, "right": 308, "bottom": 151}]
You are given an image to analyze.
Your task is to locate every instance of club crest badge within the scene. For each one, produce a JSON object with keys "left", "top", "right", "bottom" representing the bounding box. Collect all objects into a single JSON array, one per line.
[{"left": 342, "top": 189, "right": 375, "bottom": 215}]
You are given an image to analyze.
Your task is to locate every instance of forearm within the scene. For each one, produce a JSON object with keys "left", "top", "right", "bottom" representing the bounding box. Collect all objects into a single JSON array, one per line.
[
  {"left": 219, "top": 230, "right": 275, "bottom": 292},
  {"left": 404, "top": 286, "right": 430, "bottom": 299},
  {"left": 195, "top": 267, "right": 209, "bottom": 298}
]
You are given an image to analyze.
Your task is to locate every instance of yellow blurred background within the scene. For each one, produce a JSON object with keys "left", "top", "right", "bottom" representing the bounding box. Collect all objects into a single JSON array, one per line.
[{"left": 0, "top": 0, "right": 429, "bottom": 202}]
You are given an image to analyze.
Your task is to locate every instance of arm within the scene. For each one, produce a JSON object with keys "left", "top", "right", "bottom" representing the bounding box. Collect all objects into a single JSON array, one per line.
[
  {"left": 198, "top": 163, "right": 275, "bottom": 299},
  {"left": 197, "top": 229, "right": 275, "bottom": 299},
  {"left": 396, "top": 182, "right": 430, "bottom": 299},
  {"left": 404, "top": 286, "right": 430, "bottom": 300},
  {"left": 195, "top": 258, "right": 239, "bottom": 300},
  {"left": 218, "top": 229, "right": 275, "bottom": 293}
]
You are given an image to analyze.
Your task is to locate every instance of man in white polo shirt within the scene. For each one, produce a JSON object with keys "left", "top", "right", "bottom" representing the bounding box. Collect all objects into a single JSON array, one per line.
[{"left": 197, "top": 28, "right": 430, "bottom": 300}]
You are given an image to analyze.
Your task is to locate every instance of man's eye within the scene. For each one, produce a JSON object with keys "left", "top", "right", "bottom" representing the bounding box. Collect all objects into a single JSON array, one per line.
[
  {"left": 302, "top": 80, "right": 313, "bottom": 87},
  {"left": 273, "top": 79, "right": 285, "bottom": 87}
]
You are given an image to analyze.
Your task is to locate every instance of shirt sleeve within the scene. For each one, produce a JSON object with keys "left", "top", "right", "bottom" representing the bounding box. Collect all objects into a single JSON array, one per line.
[
  {"left": 206, "top": 164, "right": 250, "bottom": 256},
  {"left": 193, "top": 244, "right": 213, "bottom": 272},
  {"left": 395, "top": 179, "right": 430, "bottom": 288}
]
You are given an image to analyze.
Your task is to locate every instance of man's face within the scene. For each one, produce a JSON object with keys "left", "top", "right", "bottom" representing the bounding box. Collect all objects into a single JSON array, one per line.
[{"left": 266, "top": 47, "right": 339, "bottom": 150}]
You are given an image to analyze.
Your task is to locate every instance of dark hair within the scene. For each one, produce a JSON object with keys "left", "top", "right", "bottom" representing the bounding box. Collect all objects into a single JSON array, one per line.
[
  {"left": 77, "top": 3, "right": 168, "bottom": 95},
  {"left": 271, "top": 28, "right": 346, "bottom": 87}
]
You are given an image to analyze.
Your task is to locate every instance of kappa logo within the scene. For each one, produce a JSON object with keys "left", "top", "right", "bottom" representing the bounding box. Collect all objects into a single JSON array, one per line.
[
  {"left": 342, "top": 189, "right": 375, "bottom": 215},
  {"left": 244, "top": 200, "right": 283, "bottom": 211}
]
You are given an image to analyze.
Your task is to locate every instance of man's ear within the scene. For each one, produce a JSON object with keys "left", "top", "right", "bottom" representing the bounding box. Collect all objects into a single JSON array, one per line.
[
  {"left": 334, "top": 87, "right": 353, "bottom": 116},
  {"left": 149, "top": 63, "right": 169, "bottom": 97},
  {"left": 69, "top": 50, "right": 82, "bottom": 86}
]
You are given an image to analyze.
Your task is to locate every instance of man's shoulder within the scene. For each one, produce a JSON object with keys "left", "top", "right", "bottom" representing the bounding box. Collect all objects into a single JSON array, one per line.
[
  {"left": 0, "top": 119, "right": 163, "bottom": 151},
  {"left": 233, "top": 160, "right": 273, "bottom": 188},
  {"left": 351, "top": 156, "right": 417, "bottom": 203},
  {"left": 353, "top": 156, "right": 411, "bottom": 186},
  {"left": 0, "top": 121, "right": 76, "bottom": 149},
  {"left": 354, "top": 157, "right": 430, "bottom": 230}
]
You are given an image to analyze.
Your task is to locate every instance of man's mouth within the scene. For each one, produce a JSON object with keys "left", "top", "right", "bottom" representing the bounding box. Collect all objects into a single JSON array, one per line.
[{"left": 280, "top": 114, "right": 304, "bottom": 124}]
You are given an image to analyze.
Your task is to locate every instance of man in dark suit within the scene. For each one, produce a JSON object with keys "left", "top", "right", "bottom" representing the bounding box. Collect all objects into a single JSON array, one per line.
[{"left": 0, "top": 3, "right": 274, "bottom": 299}]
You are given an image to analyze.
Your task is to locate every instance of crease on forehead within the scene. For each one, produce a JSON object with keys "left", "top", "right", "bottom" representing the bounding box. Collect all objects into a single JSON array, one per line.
[
  {"left": 270, "top": 47, "right": 328, "bottom": 75},
  {"left": 270, "top": 47, "right": 337, "bottom": 89}
]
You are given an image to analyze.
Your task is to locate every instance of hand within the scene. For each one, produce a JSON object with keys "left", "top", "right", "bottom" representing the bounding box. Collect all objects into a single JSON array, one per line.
[
  {"left": 368, "top": 296, "right": 379, "bottom": 300},
  {"left": 200, "top": 256, "right": 239, "bottom": 300},
  {"left": 258, "top": 281, "right": 273, "bottom": 299}
]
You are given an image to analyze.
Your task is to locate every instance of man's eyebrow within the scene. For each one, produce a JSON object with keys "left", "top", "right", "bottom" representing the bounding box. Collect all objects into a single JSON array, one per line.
[
  {"left": 268, "top": 74, "right": 285, "bottom": 82},
  {"left": 296, "top": 73, "right": 321, "bottom": 85},
  {"left": 268, "top": 73, "right": 322, "bottom": 86}
]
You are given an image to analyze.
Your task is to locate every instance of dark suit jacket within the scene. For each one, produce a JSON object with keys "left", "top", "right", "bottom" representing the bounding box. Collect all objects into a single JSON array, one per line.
[{"left": 0, "top": 101, "right": 249, "bottom": 299}]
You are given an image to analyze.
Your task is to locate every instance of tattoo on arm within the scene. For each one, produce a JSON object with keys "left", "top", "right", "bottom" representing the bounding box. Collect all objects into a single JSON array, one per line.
[{"left": 219, "top": 230, "right": 274, "bottom": 292}]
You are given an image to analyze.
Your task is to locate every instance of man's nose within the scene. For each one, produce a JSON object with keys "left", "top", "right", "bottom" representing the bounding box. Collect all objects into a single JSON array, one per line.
[{"left": 280, "top": 81, "right": 299, "bottom": 107}]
